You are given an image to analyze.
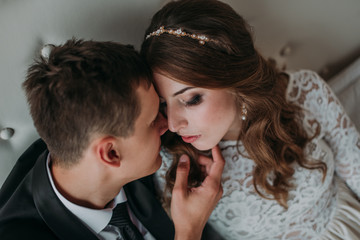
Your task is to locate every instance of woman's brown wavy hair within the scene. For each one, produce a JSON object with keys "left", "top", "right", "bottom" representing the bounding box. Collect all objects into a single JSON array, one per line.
[{"left": 141, "top": 0, "right": 326, "bottom": 208}]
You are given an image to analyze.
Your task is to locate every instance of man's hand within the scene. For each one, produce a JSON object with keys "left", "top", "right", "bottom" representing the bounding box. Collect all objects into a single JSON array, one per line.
[{"left": 171, "top": 145, "right": 225, "bottom": 240}]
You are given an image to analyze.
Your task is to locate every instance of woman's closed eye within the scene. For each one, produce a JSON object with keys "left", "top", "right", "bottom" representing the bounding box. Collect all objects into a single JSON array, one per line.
[
  {"left": 185, "top": 94, "right": 203, "bottom": 106},
  {"left": 159, "top": 94, "right": 202, "bottom": 116}
]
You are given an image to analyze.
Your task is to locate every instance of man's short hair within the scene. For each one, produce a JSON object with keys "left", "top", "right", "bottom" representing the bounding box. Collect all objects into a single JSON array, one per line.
[{"left": 23, "top": 39, "right": 152, "bottom": 167}]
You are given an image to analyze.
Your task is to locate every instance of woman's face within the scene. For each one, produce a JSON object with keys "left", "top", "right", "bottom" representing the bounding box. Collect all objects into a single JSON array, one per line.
[{"left": 154, "top": 72, "right": 241, "bottom": 151}]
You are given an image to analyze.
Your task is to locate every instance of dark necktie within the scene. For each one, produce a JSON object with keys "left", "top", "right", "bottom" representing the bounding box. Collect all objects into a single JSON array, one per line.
[{"left": 109, "top": 202, "right": 144, "bottom": 240}]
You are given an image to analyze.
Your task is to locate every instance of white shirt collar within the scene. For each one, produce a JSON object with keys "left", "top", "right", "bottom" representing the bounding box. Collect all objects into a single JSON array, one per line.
[{"left": 46, "top": 154, "right": 127, "bottom": 234}]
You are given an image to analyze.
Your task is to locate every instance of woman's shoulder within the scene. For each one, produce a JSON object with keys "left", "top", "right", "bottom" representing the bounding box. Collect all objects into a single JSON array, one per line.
[
  {"left": 284, "top": 69, "right": 328, "bottom": 105},
  {"left": 285, "top": 69, "right": 323, "bottom": 88}
]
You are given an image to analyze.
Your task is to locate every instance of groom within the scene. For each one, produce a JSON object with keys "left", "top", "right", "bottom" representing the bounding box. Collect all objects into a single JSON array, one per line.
[{"left": 0, "top": 39, "right": 224, "bottom": 240}]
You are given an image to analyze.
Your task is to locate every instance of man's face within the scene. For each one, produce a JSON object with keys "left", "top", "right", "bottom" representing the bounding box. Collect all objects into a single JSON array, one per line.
[{"left": 118, "top": 83, "right": 168, "bottom": 182}]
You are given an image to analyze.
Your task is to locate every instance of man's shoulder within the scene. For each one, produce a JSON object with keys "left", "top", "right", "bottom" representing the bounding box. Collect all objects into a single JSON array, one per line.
[
  {"left": 0, "top": 139, "right": 47, "bottom": 207},
  {"left": 17, "top": 138, "right": 47, "bottom": 164},
  {"left": 0, "top": 218, "right": 57, "bottom": 240}
]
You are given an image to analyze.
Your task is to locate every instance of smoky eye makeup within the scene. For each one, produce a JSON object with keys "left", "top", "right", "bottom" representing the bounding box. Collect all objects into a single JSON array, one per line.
[{"left": 185, "top": 94, "right": 203, "bottom": 106}]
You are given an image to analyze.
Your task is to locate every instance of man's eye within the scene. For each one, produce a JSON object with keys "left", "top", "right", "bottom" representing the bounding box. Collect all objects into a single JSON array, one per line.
[
  {"left": 185, "top": 94, "right": 202, "bottom": 106},
  {"left": 151, "top": 113, "right": 159, "bottom": 127},
  {"left": 159, "top": 102, "right": 167, "bottom": 117}
]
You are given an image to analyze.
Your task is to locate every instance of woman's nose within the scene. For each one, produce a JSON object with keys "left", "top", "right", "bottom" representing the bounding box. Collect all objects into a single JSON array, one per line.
[{"left": 167, "top": 108, "right": 187, "bottom": 133}]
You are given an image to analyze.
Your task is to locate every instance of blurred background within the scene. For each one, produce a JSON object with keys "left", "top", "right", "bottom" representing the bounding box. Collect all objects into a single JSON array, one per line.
[{"left": 1, "top": 0, "right": 360, "bottom": 187}]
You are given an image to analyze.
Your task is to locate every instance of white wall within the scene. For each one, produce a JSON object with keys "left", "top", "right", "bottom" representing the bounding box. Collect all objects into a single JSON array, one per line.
[{"left": 223, "top": 0, "right": 360, "bottom": 72}]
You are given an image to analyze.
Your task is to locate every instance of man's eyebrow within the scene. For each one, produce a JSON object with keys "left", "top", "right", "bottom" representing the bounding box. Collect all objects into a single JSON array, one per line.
[{"left": 173, "top": 87, "right": 195, "bottom": 97}]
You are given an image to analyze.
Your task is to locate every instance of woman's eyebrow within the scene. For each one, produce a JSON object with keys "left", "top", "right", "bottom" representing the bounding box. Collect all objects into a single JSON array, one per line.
[{"left": 173, "top": 87, "right": 195, "bottom": 97}]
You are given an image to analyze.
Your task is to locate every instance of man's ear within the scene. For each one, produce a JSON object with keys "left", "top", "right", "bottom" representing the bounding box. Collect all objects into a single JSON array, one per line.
[{"left": 96, "top": 137, "right": 122, "bottom": 167}]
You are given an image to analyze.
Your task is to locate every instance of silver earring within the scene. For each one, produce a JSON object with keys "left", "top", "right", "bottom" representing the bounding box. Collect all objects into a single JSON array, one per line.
[{"left": 241, "top": 104, "right": 247, "bottom": 121}]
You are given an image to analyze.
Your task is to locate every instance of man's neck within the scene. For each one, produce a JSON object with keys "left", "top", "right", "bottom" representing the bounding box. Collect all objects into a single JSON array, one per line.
[{"left": 50, "top": 160, "right": 122, "bottom": 209}]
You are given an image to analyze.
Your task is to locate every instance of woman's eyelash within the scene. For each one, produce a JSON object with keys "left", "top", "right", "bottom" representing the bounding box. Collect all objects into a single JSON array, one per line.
[{"left": 185, "top": 94, "right": 202, "bottom": 106}]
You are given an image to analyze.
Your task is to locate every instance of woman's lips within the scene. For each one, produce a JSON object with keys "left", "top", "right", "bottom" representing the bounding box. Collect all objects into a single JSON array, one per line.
[{"left": 181, "top": 135, "right": 200, "bottom": 143}]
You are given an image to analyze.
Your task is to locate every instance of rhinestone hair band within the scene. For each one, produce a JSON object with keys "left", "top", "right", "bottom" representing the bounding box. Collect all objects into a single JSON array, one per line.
[{"left": 145, "top": 26, "right": 213, "bottom": 45}]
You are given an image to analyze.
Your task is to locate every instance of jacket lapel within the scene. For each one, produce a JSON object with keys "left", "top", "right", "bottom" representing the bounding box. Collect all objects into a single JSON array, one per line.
[
  {"left": 124, "top": 175, "right": 175, "bottom": 240},
  {"left": 32, "top": 151, "right": 99, "bottom": 240}
]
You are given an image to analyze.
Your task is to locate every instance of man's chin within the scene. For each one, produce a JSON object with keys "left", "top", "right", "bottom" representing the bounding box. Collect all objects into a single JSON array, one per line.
[{"left": 153, "top": 154, "right": 163, "bottom": 171}]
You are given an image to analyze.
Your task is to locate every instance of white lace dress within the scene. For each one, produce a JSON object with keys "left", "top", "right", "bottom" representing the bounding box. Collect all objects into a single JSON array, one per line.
[{"left": 154, "top": 70, "right": 360, "bottom": 240}]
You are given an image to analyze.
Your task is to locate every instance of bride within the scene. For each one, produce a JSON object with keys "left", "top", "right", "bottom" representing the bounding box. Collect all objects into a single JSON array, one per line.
[{"left": 141, "top": 0, "right": 360, "bottom": 239}]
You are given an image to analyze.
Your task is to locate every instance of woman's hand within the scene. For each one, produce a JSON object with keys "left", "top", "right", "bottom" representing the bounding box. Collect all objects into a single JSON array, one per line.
[{"left": 170, "top": 145, "right": 225, "bottom": 240}]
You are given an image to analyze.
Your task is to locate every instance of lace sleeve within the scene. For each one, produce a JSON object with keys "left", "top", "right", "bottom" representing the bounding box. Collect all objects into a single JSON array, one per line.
[{"left": 289, "top": 70, "right": 360, "bottom": 198}]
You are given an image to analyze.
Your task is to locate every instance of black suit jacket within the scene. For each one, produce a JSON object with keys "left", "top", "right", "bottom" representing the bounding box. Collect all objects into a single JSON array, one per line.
[{"left": 0, "top": 139, "right": 174, "bottom": 240}]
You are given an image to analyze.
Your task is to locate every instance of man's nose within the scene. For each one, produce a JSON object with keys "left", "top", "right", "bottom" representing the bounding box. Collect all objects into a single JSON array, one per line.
[{"left": 157, "top": 113, "right": 168, "bottom": 136}]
